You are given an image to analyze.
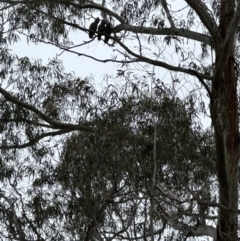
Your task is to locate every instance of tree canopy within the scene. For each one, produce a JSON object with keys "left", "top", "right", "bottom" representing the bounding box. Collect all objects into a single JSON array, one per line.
[{"left": 0, "top": 0, "right": 239, "bottom": 240}]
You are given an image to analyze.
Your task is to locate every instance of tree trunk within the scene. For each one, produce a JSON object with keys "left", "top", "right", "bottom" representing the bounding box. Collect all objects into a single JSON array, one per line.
[{"left": 210, "top": 0, "right": 239, "bottom": 240}]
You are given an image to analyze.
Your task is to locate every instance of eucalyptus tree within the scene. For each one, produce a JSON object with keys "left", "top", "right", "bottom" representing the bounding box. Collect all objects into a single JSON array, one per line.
[
  {"left": 51, "top": 91, "right": 216, "bottom": 241},
  {"left": 0, "top": 0, "right": 239, "bottom": 240}
]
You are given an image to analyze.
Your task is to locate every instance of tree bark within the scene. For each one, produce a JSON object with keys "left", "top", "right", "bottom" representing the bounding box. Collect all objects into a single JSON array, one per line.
[{"left": 211, "top": 0, "right": 239, "bottom": 240}]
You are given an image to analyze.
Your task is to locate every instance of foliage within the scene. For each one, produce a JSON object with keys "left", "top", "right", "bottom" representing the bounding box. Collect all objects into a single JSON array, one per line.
[
  {"left": 0, "top": 0, "right": 238, "bottom": 240},
  {"left": 32, "top": 84, "right": 216, "bottom": 240}
]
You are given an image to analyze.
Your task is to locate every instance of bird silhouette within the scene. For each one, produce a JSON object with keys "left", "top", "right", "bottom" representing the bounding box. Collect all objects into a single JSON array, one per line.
[
  {"left": 97, "top": 20, "right": 106, "bottom": 40},
  {"left": 89, "top": 18, "right": 100, "bottom": 39},
  {"left": 104, "top": 23, "right": 113, "bottom": 43}
]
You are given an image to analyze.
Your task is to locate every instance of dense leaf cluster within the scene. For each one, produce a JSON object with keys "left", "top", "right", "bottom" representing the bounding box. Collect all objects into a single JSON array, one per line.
[{"left": 0, "top": 0, "right": 229, "bottom": 240}]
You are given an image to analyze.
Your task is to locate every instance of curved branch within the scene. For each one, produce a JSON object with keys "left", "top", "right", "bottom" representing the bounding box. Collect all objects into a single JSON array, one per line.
[
  {"left": 114, "top": 38, "right": 213, "bottom": 81},
  {"left": 72, "top": 1, "right": 125, "bottom": 23},
  {"left": 0, "top": 87, "right": 94, "bottom": 133},
  {"left": 22, "top": 29, "right": 213, "bottom": 91},
  {"left": 0, "top": 118, "right": 58, "bottom": 129},
  {"left": 185, "top": 0, "right": 222, "bottom": 48},
  {"left": 189, "top": 70, "right": 212, "bottom": 98},
  {"left": 0, "top": 129, "right": 71, "bottom": 150},
  {"left": 23, "top": 31, "right": 142, "bottom": 64},
  {"left": 58, "top": 46, "right": 142, "bottom": 64}
]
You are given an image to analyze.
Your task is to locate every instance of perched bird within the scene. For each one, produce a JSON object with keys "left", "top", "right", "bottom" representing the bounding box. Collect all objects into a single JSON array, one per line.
[
  {"left": 89, "top": 18, "right": 100, "bottom": 39},
  {"left": 97, "top": 20, "right": 106, "bottom": 41},
  {"left": 104, "top": 23, "right": 113, "bottom": 44}
]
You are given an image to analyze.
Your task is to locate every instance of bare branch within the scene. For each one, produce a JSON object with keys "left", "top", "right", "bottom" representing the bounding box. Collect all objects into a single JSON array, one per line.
[
  {"left": 114, "top": 24, "right": 212, "bottom": 45},
  {"left": 161, "top": 0, "right": 175, "bottom": 28}
]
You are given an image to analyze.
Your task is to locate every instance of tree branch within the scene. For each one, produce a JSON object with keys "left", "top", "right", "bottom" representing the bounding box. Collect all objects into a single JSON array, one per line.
[
  {"left": 74, "top": 1, "right": 125, "bottom": 23},
  {"left": 114, "top": 24, "right": 212, "bottom": 45},
  {"left": 185, "top": 0, "right": 222, "bottom": 48},
  {"left": 0, "top": 87, "right": 94, "bottom": 133},
  {"left": 0, "top": 118, "right": 60, "bottom": 129},
  {"left": 161, "top": 0, "right": 175, "bottom": 28},
  {"left": 36, "top": 3, "right": 212, "bottom": 45},
  {"left": 0, "top": 129, "right": 71, "bottom": 150},
  {"left": 114, "top": 38, "right": 213, "bottom": 81},
  {"left": 82, "top": 0, "right": 212, "bottom": 46}
]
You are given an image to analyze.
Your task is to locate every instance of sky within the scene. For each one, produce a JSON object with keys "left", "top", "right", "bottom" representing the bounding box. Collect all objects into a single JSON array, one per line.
[
  {"left": 7, "top": 0, "right": 214, "bottom": 132},
  {"left": 11, "top": 30, "right": 118, "bottom": 81},
  {"left": 9, "top": 0, "right": 212, "bottom": 128},
  {"left": 0, "top": 1, "right": 216, "bottom": 239}
]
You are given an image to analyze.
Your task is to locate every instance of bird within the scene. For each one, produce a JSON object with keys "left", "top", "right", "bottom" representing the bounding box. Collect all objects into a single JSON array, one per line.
[
  {"left": 89, "top": 18, "right": 100, "bottom": 39},
  {"left": 104, "top": 23, "right": 113, "bottom": 44},
  {"left": 97, "top": 20, "right": 106, "bottom": 41}
]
